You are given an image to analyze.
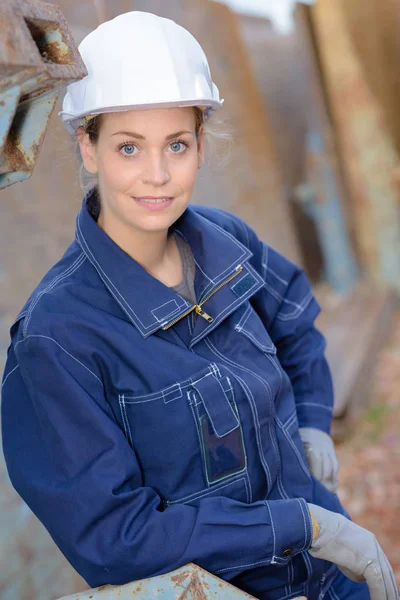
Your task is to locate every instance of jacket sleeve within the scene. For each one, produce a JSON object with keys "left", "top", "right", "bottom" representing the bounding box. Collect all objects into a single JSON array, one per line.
[
  {"left": 1, "top": 332, "right": 313, "bottom": 587},
  {"left": 218, "top": 210, "right": 335, "bottom": 435}
]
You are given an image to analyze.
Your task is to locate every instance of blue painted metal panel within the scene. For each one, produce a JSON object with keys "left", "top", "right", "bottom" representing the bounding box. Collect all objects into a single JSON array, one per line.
[
  {"left": 0, "top": 86, "right": 20, "bottom": 150},
  {"left": 57, "top": 564, "right": 260, "bottom": 600},
  {"left": 57, "top": 564, "right": 308, "bottom": 599},
  {"left": 295, "top": 131, "right": 359, "bottom": 293},
  {"left": 0, "top": 89, "right": 59, "bottom": 188}
]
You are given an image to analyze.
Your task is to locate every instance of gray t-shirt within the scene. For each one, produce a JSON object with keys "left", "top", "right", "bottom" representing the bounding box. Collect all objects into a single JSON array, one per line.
[{"left": 170, "top": 233, "right": 197, "bottom": 306}]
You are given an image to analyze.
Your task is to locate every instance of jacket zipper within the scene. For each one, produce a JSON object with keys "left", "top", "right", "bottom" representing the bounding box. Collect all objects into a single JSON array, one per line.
[{"left": 162, "top": 264, "right": 244, "bottom": 330}]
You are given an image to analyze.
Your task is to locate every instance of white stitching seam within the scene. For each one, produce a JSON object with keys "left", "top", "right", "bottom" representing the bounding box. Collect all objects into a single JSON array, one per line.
[
  {"left": 162, "top": 384, "right": 183, "bottom": 404},
  {"left": 264, "top": 353, "right": 290, "bottom": 500},
  {"left": 276, "top": 291, "right": 314, "bottom": 322},
  {"left": 165, "top": 475, "right": 248, "bottom": 505},
  {"left": 77, "top": 217, "right": 167, "bottom": 331},
  {"left": 172, "top": 230, "right": 214, "bottom": 285},
  {"left": 264, "top": 281, "right": 313, "bottom": 312},
  {"left": 216, "top": 559, "right": 279, "bottom": 575},
  {"left": 121, "top": 394, "right": 133, "bottom": 448},
  {"left": 14, "top": 335, "right": 103, "bottom": 387},
  {"left": 298, "top": 498, "right": 312, "bottom": 552},
  {"left": 235, "top": 303, "right": 252, "bottom": 331},
  {"left": 193, "top": 377, "right": 239, "bottom": 437},
  {"left": 206, "top": 337, "right": 291, "bottom": 500},
  {"left": 319, "top": 564, "right": 337, "bottom": 599},
  {"left": 1, "top": 365, "right": 19, "bottom": 390},
  {"left": 176, "top": 215, "right": 250, "bottom": 301},
  {"left": 236, "top": 323, "right": 276, "bottom": 354},
  {"left": 23, "top": 253, "right": 86, "bottom": 338},
  {"left": 267, "top": 265, "right": 289, "bottom": 286},
  {"left": 191, "top": 264, "right": 263, "bottom": 346},
  {"left": 187, "top": 212, "right": 249, "bottom": 277},
  {"left": 204, "top": 338, "right": 273, "bottom": 492},
  {"left": 243, "top": 473, "right": 251, "bottom": 504},
  {"left": 119, "top": 394, "right": 130, "bottom": 446},
  {"left": 151, "top": 299, "right": 185, "bottom": 322},
  {"left": 122, "top": 366, "right": 213, "bottom": 404},
  {"left": 276, "top": 418, "right": 312, "bottom": 479},
  {"left": 193, "top": 396, "right": 246, "bottom": 487},
  {"left": 265, "top": 501, "right": 277, "bottom": 561}
]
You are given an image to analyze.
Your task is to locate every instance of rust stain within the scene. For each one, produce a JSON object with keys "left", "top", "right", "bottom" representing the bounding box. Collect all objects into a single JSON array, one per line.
[
  {"left": 171, "top": 569, "right": 191, "bottom": 587},
  {"left": 4, "top": 132, "right": 26, "bottom": 171},
  {"left": 42, "top": 40, "right": 74, "bottom": 65},
  {"left": 179, "top": 573, "right": 207, "bottom": 600}
]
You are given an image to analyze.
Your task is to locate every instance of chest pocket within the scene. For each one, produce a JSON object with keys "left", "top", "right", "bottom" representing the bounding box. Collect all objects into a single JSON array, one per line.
[
  {"left": 119, "top": 363, "right": 248, "bottom": 505},
  {"left": 189, "top": 368, "right": 246, "bottom": 486}
]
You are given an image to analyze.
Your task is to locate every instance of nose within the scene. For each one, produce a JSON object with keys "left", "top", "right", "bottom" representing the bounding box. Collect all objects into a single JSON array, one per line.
[{"left": 142, "top": 152, "right": 171, "bottom": 187}]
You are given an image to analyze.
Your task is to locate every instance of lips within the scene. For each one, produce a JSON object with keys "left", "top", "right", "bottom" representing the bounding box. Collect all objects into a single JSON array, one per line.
[
  {"left": 134, "top": 197, "right": 173, "bottom": 204},
  {"left": 132, "top": 196, "right": 174, "bottom": 212}
]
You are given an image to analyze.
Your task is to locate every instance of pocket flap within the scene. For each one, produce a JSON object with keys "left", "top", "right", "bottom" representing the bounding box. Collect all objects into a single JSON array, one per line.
[
  {"left": 191, "top": 372, "right": 239, "bottom": 438},
  {"left": 235, "top": 304, "right": 277, "bottom": 354}
]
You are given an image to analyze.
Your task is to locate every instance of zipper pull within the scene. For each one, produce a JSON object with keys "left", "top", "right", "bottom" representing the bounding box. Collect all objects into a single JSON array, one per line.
[{"left": 195, "top": 305, "right": 214, "bottom": 323}]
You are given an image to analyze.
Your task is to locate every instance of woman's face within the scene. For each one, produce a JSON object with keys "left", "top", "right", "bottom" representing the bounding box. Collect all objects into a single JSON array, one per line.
[{"left": 79, "top": 107, "right": 204, "bottom": 236}]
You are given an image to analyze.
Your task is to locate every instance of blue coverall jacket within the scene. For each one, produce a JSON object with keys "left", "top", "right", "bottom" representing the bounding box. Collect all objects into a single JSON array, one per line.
[{"left": 1, "top": 191, "right": 351, "bottom": 599}]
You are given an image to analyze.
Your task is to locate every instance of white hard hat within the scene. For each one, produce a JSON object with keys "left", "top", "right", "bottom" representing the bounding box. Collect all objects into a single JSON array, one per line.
[{"left": 59, "top": 11, "right": 223, "bottom": 134}]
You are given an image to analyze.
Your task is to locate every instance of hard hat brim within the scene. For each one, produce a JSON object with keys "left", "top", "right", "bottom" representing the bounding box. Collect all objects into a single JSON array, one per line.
[{"left": 59, "top": 99, "right": 224, "bottom": 135}]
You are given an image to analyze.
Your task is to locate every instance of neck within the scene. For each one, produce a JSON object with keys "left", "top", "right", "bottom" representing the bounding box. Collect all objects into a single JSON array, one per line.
[{"left": 97, "top": 205, "right": 181, "bottom": 286}]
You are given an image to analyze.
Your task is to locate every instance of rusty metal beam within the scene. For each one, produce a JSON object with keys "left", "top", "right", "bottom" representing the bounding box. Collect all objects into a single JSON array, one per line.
[
  {"left": 309, "top": 0, "right": 400, "bottom": 293},
  {"left": 0, "top": 0, "right": 87, "bottom": 189},
  {"left": 57, "top": 563, "right": 308, "bottom": 599}
]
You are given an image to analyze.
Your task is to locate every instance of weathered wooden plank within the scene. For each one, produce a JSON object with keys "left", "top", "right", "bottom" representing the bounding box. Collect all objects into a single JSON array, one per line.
[
  {"left": 309, "top": 0, "right": 400, "bottom": 293},
  {"left": 342, "top": 0, "right": 400, "bottom": 158},
  {"left": 315, "top": 281, "right": 397, "bottom": 435},
  {"left": 239, "top": 8, "right": 359, "bottom": 292}
]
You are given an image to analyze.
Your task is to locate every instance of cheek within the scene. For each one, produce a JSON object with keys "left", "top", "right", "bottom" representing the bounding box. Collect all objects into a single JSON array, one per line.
[
  {"left": 173, "top": 154, "right": 199, "bottom": 192},
  {"left": 98, "top": 153, "right": 139, "bottom": 189}
]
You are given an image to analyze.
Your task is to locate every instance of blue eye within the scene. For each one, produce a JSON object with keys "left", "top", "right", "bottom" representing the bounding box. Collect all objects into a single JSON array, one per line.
[
  {"left": 120, "top": 144, "right": 137, "bottom": 156},
  {"left": 170, "top": 141, "right": 187, "bottom": 153}
]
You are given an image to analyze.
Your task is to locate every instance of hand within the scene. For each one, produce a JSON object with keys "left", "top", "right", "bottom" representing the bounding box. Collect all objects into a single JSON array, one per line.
[
  {"left": 308, "top": 503, "right": 399, "bottom": 600},
  {"left": 299, "top": 427, "right": 339, "bottom": 493}
]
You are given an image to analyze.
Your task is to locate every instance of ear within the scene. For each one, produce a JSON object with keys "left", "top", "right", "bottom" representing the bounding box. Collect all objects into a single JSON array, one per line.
[
  {"left": 197, "top": 125, "right": 205, "bottom": 169},
  {"left": 77, "top": 127, "right": 98, "bottom": 174}
]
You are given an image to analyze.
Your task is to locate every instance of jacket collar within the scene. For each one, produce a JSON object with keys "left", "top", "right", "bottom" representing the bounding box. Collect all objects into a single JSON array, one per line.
[{"left": 75, "top": 189, "right": 259, "bottom": 338}]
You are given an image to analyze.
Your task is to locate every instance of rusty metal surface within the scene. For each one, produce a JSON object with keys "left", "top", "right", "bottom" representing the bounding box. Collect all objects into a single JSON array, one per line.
[
  {"left": 239, "top": 9, "right": 359, "bottom": 292},
  {"left": 310, "top": 0, "right": 400, "bottom": 293},
  {"left": 342, "top": 0, "right": 400, "bottom": 158},
  {"left": 0, "top": 0, "right": 87, "bottom": 87},
  {"left": 57, "top": 563, "right": 256, "bottom": 599},
  {"left": 0, "top": 0, "right": 87, "bottom": 188}
]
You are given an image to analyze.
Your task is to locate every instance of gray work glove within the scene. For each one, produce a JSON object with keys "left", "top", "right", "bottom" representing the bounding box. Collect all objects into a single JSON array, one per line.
[
  {"left": 299, "top": 427, "right": 339, "bottom": 493},
  {"left": 308, "top": 503, "right": 399, "bottom": 600}
]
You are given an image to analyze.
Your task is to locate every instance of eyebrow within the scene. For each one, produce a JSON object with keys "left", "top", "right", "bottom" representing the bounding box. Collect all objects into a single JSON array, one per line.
[{"left": 111, "top": 130, "right": 193, "bottom": 140}]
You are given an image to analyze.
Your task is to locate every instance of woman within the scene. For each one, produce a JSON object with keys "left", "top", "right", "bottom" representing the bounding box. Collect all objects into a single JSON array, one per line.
[{"left": 1, "top": 11, "right": 397, "bottom": 600}]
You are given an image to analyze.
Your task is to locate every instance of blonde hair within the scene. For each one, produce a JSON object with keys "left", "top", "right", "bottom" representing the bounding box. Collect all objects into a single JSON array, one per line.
[{"left": 75, "top": 107, "right": 232, "bottom": 198}]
